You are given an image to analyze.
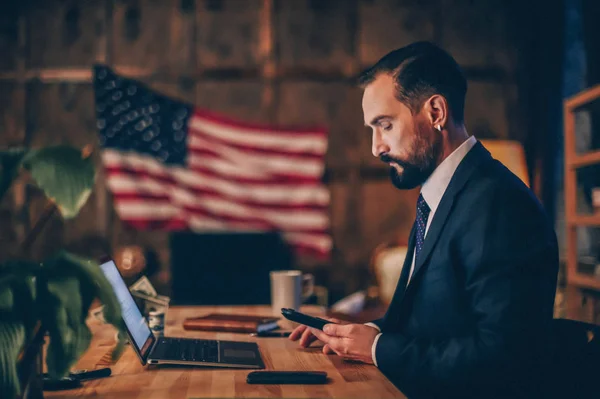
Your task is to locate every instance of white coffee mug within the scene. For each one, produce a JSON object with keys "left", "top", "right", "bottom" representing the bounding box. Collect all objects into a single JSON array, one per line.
[{"left": 270, "top": 270, "right": 314, "bottom": 316}]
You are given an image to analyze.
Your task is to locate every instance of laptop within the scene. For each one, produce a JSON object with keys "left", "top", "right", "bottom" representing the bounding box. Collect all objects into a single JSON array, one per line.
[{"left": 99, "top": 257, "right": 265, "bottom": 369}]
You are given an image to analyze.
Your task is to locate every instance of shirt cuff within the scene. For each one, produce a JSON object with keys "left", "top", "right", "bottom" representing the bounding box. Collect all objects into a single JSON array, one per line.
[
  {"left": 364, "top": 322, "right": 381, "bottom": 332},
  {"left": 371, "top": 333, "right": 382, "bottom": 367}
]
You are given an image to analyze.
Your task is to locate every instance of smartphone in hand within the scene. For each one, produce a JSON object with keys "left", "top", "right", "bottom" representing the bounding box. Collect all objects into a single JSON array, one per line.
[{"left": 280, "top": 308, "right": 336, "bottom": 331}]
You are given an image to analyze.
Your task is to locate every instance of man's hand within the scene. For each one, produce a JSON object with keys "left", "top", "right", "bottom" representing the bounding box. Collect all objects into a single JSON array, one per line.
[
  {"left": 311, "top": 323, "right": 380, "bottom": 364},
  {"left": 288, "top": 317, "right": 342, "bottom": 355}
]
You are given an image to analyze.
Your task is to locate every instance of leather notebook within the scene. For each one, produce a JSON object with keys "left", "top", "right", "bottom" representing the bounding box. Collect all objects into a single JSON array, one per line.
[{"left": 182, "top": 313, "right": 280, "bottom": 333}]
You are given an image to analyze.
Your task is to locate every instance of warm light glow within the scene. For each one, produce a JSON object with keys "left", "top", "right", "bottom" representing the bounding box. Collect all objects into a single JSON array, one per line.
[{"left": 480, "top": 140, "right": 530, "bottom": 187}]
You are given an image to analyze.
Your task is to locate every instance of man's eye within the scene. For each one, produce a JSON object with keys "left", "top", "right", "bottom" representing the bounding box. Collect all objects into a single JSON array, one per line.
[{"left": 382, "top": 123, "right": 392, "bottom": 131}]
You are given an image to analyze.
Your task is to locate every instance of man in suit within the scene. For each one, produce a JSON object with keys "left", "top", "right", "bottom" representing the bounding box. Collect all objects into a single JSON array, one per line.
[{"left": 289, "top": 42, "right": 559, "bottom": 398}]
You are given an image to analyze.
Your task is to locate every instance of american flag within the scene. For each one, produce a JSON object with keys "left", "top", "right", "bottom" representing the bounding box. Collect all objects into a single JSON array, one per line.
[{"left": 92, "top": 65, "right": 331, "bottom": 258}]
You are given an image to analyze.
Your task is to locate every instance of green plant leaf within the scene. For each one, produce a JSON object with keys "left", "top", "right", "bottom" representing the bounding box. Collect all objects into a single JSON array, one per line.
[
  {"left": 0, "top": 321, "right": 25, "bottom": 399},
  {"left": 0, "top": 148, "right": 27, "bottom": 201},
  {"left": 0, "top": 261, "right": 39, "bottom": 399},
  {"left": 21, "top": 146, "right": 95, "bottom": 219},
  {"left": 40, "top": 252, "right": 125, "bottom": 379}
]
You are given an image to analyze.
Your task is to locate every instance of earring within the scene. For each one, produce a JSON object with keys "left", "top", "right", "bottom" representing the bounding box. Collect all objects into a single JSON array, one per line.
[{"left": 435, "top": 125, "right": 442, "bottom": 132}]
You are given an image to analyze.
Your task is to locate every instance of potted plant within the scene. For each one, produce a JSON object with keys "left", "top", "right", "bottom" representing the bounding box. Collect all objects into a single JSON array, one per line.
[{"left": 0, "top": 145, "right": 126, "bottom": 399}]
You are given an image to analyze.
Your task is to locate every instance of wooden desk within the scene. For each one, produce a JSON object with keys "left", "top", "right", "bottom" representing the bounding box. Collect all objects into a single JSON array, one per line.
[{"left": 45, "top": 305, "right": 405, "bottom": 398}]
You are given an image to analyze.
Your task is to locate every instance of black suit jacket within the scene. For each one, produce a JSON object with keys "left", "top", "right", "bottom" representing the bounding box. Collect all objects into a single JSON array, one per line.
[{"left": 372, "top": 142, "right": 559, "bottom": 399}]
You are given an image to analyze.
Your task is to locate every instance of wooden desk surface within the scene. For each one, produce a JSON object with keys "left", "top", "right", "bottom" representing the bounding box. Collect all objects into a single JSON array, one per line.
[{"left": 44, "top": 305, "right": 405, "bottom": 398}]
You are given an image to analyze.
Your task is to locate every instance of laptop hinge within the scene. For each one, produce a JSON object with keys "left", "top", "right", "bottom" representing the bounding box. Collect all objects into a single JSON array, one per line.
[{"left": 146, "top": 335, "right": 160, "bottom": 362}]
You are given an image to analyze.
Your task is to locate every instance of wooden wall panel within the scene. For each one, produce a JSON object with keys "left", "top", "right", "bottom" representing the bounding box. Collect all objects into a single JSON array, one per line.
[
  {"left": 276, "top": 0, "right": 355, "bottom": 70},
  {"left": 329, "top": 182, "right": 356, "bottom": 265},
  {"left": 27, "top": 83, "right": 96, "bottom": 148},
  {"left": 113, "top": 0, "right": 194, "bottom": 73},
  {"left": 276, "top": 82, "right": 363, "bottom": 167},
  {"left": 464, "top": 81, "right": 511, "bottom": 139},
  {"left": 196, "top": 0, "right": 263, "bottom": 68},
  {"left": 27, "top": 0, "right": 106, "bottom": 68},
  {"left": 25, "top": 82, "right": 104, "bottom": 245},
  {"left": 27, "top": 188, "right": 65, "bottom": 261},
  {"left": 440, "top": 0, "right": 514, "bottom": 69},
  {"left": 358, "top": 0, "right": 437, "bottom": 65},
  {"left": 63, "top": 184, "right": 104, "bottom": 245},
  {"left": 0, "top": 83, "right": 24, "bottom": 146},
  {"left": 0, "top": 4, "right": 19, "bottom": 71},
  {"left": 361, "top": 180, "right": 418, "bottom": 264},
  {"left": 196, "top": 81, "right": 268, "bottom": 123}
]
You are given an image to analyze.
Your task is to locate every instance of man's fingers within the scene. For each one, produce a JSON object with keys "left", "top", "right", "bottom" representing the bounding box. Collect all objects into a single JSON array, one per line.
[
  {"left": 309, "top": 328, "right": 345, "bottom": 350},
  {"left": 289, "top": 324, "right": 307, "bottom": 341},
  {"left": 299, "top": 328, "right": 318, "bottom": 348},
  {"left": 322, "top": 344, "right": 335, "bottom": 355}
]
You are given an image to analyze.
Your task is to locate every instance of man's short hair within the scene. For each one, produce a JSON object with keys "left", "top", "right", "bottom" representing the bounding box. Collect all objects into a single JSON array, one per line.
[{"left": 358, "top": 41, "right": 467, "bottom": 124}]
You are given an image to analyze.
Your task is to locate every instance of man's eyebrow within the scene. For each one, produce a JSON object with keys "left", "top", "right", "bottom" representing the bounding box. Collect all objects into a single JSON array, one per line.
[{"left": 365, "top": 115, "right": 391, "bottom": 127}]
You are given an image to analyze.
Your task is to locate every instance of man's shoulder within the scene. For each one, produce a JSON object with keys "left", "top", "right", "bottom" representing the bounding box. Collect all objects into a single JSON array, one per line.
[
  {"left": 455, "top": 157, "right": 553, "bottom": 239},
  {"left": 461, "top": 156, "right": 538, "bottom": 207}
]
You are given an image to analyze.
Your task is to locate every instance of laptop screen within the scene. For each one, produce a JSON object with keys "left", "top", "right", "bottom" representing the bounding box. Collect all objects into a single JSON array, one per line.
[{"left": 100, "top": 259, "right": 153, "bottom": 353}]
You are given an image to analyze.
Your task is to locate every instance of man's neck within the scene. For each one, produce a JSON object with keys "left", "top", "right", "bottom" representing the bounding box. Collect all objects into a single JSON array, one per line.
[{"left": 438, "top": 124, "right": 469, "bottom": 165}]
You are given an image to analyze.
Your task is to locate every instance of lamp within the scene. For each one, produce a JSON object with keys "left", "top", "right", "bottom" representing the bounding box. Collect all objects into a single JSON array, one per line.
[{"left": 480, "top": 139, "right": 530, "bottom": 187}]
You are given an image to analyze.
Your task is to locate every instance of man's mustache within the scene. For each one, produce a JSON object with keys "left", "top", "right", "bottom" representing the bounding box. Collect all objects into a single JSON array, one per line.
[{"left": 379, "top": 153, "right": 409, "bottom": 168}]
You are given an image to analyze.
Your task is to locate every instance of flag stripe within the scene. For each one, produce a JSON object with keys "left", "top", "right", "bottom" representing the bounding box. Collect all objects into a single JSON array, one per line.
[
  {"left": 189, "top": 114, "right": 328, "bottom": 155},
  {"left": 104, "top": 149, "right": 325, "bottom": 186},
  {"left": 115, "top": 197, "right": 328, "bottom": 230},
  {"left": 113, "top": 191, "right": 328, "bottom": 212},
  {"left": 103, "top": 151, "right": 329, "bottom": 205},
  {"left": 192, "top": 109, "right": 327, "bottom": 136},
  {"left": 188, "top": 127, "right": 324, "bottom": 160},
  {"left": 187, "top": 134, "right": 325, "bottom": 177},
  {"left": 105, "top": 168, "right": 329, "bottom": 207},
  {"left": 122, "top": 219, "right": 188, "bottom": 230}
]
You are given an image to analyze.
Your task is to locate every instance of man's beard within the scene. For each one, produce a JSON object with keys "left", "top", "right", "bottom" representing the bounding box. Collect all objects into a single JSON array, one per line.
[{"left": 379, "top": 130, "right": 442, "bottom": 190}]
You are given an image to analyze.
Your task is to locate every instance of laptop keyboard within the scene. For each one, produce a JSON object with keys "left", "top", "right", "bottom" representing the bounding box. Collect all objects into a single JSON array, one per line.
[{"left": 156, "top": 338, "right": 219, "bottom": 363}]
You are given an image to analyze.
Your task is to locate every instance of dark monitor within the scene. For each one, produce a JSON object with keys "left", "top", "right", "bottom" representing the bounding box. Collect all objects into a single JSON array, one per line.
[{"left": 169, "top": 231, "right": 294, "bottom": 305}]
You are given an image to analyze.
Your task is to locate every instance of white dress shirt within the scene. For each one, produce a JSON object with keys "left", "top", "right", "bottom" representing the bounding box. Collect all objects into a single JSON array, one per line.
[{"left": 367, "top": 135, "right": 477, "bottom": 367}]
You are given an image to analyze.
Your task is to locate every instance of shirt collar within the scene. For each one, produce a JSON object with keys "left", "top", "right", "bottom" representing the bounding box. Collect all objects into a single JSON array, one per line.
[{"left": 421, "top": 136, "right": 477, "bottom": 214}]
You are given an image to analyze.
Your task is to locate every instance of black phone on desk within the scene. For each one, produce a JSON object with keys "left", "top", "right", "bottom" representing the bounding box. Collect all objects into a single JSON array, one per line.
[
  {"left": 247, "top": 371, "right": 328, "bottom": 384},
  {"left": 280, "top": 308, "right": 335, "bottom": 330}
]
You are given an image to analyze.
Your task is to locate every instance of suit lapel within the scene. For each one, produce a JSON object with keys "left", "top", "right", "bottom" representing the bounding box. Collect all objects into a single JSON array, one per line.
[
  {"left": 402, "top": 141, "right": 491, "bottom": 296},
  {"left": 383, "top": 223, "right": 416, "bottom": 326},
  {"left": 397, "top": 223, "right": 417, "bottom": 296}
]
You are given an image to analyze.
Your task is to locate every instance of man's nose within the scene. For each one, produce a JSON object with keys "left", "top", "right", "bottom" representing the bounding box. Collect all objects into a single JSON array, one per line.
[{"left": 372, "top": 130, "right": 389, "bottom": 158}]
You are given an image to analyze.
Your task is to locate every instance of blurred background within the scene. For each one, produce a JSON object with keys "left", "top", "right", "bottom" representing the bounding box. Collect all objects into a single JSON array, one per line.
[{"left": 0, "top": 0, "right": 598, "bottom": 322}]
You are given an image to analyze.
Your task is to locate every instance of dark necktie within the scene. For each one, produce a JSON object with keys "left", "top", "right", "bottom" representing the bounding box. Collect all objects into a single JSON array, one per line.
[
  {"left": 415, "top": 193, "right": 431, "bottom": 261},
  {"left": 396, "top": 193, "right": 431, "bottom": 293}
]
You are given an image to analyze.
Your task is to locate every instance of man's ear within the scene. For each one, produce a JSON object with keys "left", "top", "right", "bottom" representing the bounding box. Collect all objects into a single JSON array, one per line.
[{"left": 424, "top": 94, "right": 448, "bottom": 131}]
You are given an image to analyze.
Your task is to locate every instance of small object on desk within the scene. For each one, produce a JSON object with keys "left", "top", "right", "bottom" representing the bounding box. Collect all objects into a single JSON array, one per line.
[
  {"left": 183, "top": 313, "right": 280, "bottom": 333},
  {"left": 148, "top": 309, "right": 165, "bottom": 332},
  {"left": 70, "top": 367, "right": 112, "bottom": 381},
  {"left": 130, "top": 275, "right": 157, "bottom": 297},
  {"left": 42, "top": 375, "right": 81, "bottom": 391},
  {"left": 250, "top": 331, "right": 291, "bottom": 337},
  {"left": 246, "top": 371, "right": 328, "bottom": 385}
]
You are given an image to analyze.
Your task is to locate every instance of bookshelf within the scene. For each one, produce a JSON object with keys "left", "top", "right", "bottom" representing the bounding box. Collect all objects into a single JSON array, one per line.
[{"left": 563, "top": 84, "right": 600, "bottom": 323}]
